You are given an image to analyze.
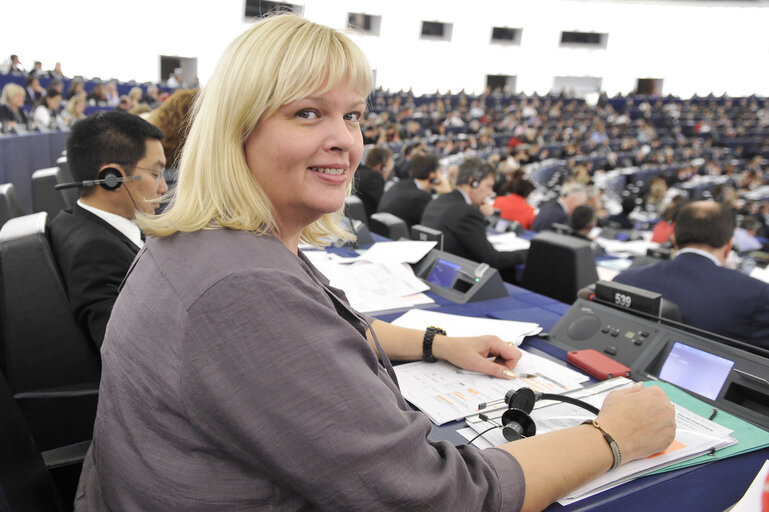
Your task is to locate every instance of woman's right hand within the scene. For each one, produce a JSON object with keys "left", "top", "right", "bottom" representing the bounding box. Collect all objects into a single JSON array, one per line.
[{"left": 595, "top": 383, "right": 677, "bottom": 464}]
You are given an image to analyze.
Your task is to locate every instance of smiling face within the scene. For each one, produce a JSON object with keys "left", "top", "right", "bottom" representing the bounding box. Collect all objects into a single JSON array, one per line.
[{"left": 244, "top": 81, "right": 365, "bottom": 245}]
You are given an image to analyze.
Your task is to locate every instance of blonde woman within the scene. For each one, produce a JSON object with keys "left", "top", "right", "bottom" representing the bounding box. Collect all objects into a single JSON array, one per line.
[
  {"left": 61, "top": 94, "right": 87, "bottom": 125},
  {"left": 0, "top": 83, "right": 29, "bottom": 128},
  {"left": 75, "top": 14, "right": 675, "bottom": 512}
]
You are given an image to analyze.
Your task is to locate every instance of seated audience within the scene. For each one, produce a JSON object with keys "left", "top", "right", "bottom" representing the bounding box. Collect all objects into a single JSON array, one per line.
[
  {"left": 421, "top": 156, "right": 528, "bottom": 282},
  {"left": 50, "top": 111, "right": 167, "bottom": 349},
  {"left": 532, "top": 182, "right": 588, "bottom": 232},
  {"left": 614, "top": 200, "right": 769, "bottom": 349},
  {"left": 0, "top": 83, "right": 29, "bottom": 129},
  {"left": 73, "top": 16, "right": 675, "bottom": 511},
  {"left": 353, "top": 145, "right": 393, "bottom": 221},
  {"left": 377, "top": 152, "right": 449, "bottom": 227},
  {"left": 493, "top": 176, "right": 536, "bottom": 230},
  {"left": 569, "top": 205, "right": 607, "bottom": 258}
]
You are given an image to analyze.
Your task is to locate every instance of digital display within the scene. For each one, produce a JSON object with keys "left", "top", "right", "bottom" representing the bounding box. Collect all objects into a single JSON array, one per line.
[
  {"left": 427, "top": 258, "right": 462, "bottom": 288},
  {"left": 658, "top": 342, "right": 735, "bottom": 400}
]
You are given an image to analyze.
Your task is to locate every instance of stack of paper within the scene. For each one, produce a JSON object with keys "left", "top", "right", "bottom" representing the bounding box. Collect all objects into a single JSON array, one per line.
[{"left": 304, "top": 241, "right": 437, "bottom": 313}]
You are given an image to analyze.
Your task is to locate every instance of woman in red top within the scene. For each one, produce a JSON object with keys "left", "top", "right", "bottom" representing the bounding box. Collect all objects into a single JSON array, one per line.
[{"left": 493, "top": 177, "right": 536, "bottom": 230}]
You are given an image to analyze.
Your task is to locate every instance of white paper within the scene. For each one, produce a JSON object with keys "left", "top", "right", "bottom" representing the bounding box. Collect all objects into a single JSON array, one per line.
[
  {"left": 391, "top": 309, "right": 541, "bottom": 346},
  {"left": 597, "top": 238, "right": 659, "bottom": 258},
  {"left": 307, "top": 257, "right": 434, "bottom": 313},
  {"left": 487, "top": 232, "right": 532, "bottom": 252},
  {"left": 342, "top": 240, "right": 436, "bottom": 264},
  {"left": 394, "top": 351, "right": 588, "bottom": 425}
]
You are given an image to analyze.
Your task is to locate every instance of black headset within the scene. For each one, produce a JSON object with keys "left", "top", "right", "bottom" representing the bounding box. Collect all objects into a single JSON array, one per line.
[
  {"left": 470, "top": 387, "right": 600, "bottom": 443},
  {"left": 55, "top": 166, "right": 141, "bottom": 191}
]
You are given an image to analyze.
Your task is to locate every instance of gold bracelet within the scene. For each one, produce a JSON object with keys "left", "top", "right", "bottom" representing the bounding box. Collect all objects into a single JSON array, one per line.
[{"left": 582, "top": 419, "right": 622, "bottom": 470}]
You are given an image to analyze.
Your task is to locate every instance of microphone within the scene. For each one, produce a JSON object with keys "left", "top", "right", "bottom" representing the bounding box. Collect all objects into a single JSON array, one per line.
[{"left": 55, "top": 174, "right": 141, "bottom": 190}]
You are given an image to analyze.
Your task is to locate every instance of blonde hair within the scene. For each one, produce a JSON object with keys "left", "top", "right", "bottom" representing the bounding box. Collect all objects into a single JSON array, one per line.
[
  {"left": 1, "top": 83, "right": 24, "bottom": 105},
  {"left": 65, "top": 95, "right": 86, "bottom": 117},
  {"left": 138, "top": 14, "right": 372, "bottom": 246}
]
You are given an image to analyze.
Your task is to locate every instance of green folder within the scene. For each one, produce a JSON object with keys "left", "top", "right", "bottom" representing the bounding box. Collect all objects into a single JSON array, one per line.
[{"left": 643, "top": 381, "right": 769, "bottom": 475}]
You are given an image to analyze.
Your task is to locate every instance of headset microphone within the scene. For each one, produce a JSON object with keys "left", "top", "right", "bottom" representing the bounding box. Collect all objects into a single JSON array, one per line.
[
  {"left": 55, "top": 167, "right": 142, "bottom": 191},
  {"left": 469, "top": 387, "right": 601, "bottom": 444}
]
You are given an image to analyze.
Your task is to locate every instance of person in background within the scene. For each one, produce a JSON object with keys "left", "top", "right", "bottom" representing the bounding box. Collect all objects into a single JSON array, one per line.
[
  {"left": 116, "top": 95, "right": 132, "bottom": 112},
  {"left": 532, "top": 182, "right": 588, "bottom": 232},
  {"left": 650, "top": 195, "right": 685, "bottom": 244},
  {"left": 50, "top": 111, "right": 167, "bottom": 349},
  {"left": 105, "top": 82, "right": 120, "bottom": 108},
  {"left": 733, "top": 215, "right": 765, "bottom": 254},
  {"left": 606, "top": 195, "right": 637, "bottom": 230},
  {"left": 49, "top": 61, "right": 65, "bottom": 80},
  {"left": 24, "top": 75, "right": 44, "bottom": 106},
  {"left": 73, "top": 14, "right": 675, "bottom": 512},
  {"left": 1, "top": 54, "right": 25, "bottom": 74},
  {"left": 66, "top": 79, "right": 86, "bottom": 100},
  {"left": 493, "top": 175, "right": 536, "bottom": 230},
  {"left": 614, "top": 200, "right": 769, "bottom": 348},
  {"left": 0, "top": 83, "right": 30, "bottom": 129},
  {"left": 421, "top": 156, "right": 528, "bottom": 283},
  {"left": 128, "top": 86, "right": 144, "bottom": 109},
  {"left": 61, "top": 94, "right": 88, "bottom": 125},
  {"left": 353, "top": 145, "right": 393, "bottom": 221},
  {"left": 32, "top": 88, "right": 63, "bottom": 128},
  {"left": 569, "top": 204, "right": 606, "bottom": 258},
  {"left": 146, "top": 88, "right": 199, "bottom": 186},
  {"left": 377, "top": 151, "right": 450, "bottom": 228}
]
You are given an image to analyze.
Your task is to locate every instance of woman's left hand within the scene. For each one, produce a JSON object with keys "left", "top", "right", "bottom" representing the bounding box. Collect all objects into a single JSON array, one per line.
[{"left": 433, "top": 335, "right": 522, "bottom": 379}]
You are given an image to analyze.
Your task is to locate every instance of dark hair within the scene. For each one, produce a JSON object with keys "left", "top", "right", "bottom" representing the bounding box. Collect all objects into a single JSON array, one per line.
[
  {"left": 674, "top": 200, "right": 735, "bottom": 249},
  {"left": 408, "top": 152, "right": 439, "bottom": 180},
  {"left": 67, "top": 111, "right": 163, "bottom": 197},
  {"left": 620, "top": 195, "right": 636, "bottom": 215},
  {"left": 456, "top": 156, "right": 494, "bottom": 186},
  {"left": 570, "top": 205, "right": 596, "bottom": 232},
  {"left": 740, "top": 215, "right": 760, "bottom": 232},
  {"left": 364, "top": 146, "right": 392, "bottom": 169}
]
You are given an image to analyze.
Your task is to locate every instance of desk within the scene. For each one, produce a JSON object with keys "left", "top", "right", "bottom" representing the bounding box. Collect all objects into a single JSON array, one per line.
[
  {"left": 0, "top": 130, "right": 69, "bottom": 212},
  {"left": 375, "top": 282, "right": 769, "bottom": 511}
]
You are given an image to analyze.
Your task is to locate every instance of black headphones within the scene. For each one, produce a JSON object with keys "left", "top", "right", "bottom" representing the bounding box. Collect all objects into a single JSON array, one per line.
[
  {"left": 55, "top": 165, "right": 142, "bottom": 191},
  {"left": 471, "top": 387, "right": 600, "bottom": 443}
]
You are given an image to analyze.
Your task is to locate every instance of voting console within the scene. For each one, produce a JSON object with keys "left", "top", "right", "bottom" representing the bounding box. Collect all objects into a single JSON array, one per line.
[{"left": 547, "top": 286, "right": 769, "bottom": 431}]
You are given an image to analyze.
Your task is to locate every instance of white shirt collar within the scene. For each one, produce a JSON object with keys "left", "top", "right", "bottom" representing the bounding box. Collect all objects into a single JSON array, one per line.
[
  {"left": 77, "top": 200, "right": 144, "bottom": 249},
  {"left": 457, "top": 188, "right": 472, "bottom": 205},
  {"left": 675, "top": 247, "right": 721, "bottom": 267}
]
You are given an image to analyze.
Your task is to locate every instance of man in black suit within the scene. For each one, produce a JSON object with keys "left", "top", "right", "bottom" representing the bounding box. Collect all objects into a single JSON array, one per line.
[
  {"left": 377, "top": 152, "right": 450, "bottom": 228},
  {"left": 353, "top": 146, "right": 393, "bottom": 221},
  {"left": 420, "top": 156, "right": 527, "bottom": 282},
  {"left": 50, "top": 111, "right": 167, "bottom": 348},
  {"left": 614, "top": 200, "right": 769, "bottom": 349},
  {"left": 532, "top": 182, "right": 588, "bottom": 232}
]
